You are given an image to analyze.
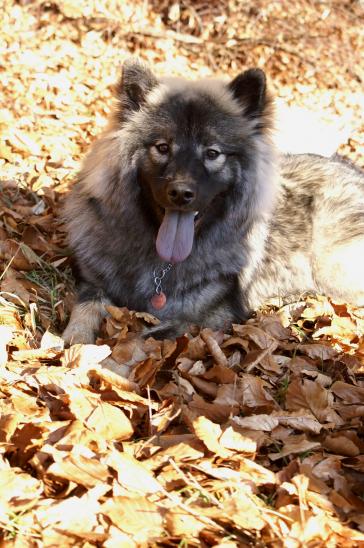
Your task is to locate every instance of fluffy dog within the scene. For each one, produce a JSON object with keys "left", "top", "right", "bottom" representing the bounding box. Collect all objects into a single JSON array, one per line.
[{"left": 63, "top": 60, "right": 364, "bottom": 344}]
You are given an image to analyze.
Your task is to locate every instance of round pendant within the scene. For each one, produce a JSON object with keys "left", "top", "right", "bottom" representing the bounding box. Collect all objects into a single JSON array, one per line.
[{"left": 151, "top": 291, "right": 167, "bottom": 310}]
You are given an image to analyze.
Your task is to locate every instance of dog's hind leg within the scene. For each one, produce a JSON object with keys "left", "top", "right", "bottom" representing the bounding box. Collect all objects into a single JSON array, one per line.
[
  {"left": 314, "top": 237, "right": 364, "bottom": 307},
  {"left": 62, "top": 300, "right": 109, "bottom": 345}
]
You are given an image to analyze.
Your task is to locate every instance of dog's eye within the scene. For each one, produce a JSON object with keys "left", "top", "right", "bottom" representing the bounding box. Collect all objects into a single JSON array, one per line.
[
  {"left": 206, "top": 148, "right": 220, "bottom": 160},
  {"left": 155, "top": 143, "right": 170, "bottom": 154}
]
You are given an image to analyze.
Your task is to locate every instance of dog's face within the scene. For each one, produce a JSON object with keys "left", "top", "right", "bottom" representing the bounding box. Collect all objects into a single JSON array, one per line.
[{"left": 115, "top": 61, "right": 272, "bottom": 263}]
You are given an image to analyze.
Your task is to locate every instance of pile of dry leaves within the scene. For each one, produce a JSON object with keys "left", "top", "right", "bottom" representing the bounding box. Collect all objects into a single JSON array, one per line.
[
  {"left": 2, "top": 293, "right": 364, "bottom": 546},
  {"left": 1, "top": 1, "right": 364, "bottom": 546}
]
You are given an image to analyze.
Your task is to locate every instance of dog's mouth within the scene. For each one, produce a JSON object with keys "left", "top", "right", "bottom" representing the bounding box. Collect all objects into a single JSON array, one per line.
[{"left": 156, "top": 208, "right": 199, "bottom": 263}]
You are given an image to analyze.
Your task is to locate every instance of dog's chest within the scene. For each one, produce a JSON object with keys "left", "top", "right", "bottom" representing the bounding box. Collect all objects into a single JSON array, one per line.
[
  {"left": 131, "top": 257, "right": 227, "bottom": 321},
  {"left": 134, "top": 266, "right": 186, "bottom": 317}
]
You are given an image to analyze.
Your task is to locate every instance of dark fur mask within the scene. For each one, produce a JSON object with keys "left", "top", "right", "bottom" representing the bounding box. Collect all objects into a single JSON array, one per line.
[{"left": 113, "top": 60, "right": 273, "bottom": 263}]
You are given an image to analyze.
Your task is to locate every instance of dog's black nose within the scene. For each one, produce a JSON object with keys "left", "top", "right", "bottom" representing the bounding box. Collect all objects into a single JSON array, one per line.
[{"left": 167, "top": 183, "right": 196, "bottom": 206}]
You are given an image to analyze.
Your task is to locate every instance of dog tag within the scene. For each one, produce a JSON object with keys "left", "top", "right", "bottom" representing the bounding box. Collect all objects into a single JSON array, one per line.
[{"left": 151, "top": 292, "right": 167, "bottom": 310}]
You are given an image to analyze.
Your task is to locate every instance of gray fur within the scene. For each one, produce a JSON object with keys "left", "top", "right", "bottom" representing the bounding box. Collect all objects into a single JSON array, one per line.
[{"left": 63, "top": 60, "right": 364, "bottom": 344}]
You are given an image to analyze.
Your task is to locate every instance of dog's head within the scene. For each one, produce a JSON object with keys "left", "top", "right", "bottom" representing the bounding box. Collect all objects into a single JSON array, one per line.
[{"left": 113, "top": 59, "right": 274, "bottom": 263}]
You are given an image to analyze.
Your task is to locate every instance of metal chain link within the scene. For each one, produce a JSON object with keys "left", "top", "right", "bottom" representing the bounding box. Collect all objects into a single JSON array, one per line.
[{"left": 153, "top": 263, "right": 173, "bottom": 295}]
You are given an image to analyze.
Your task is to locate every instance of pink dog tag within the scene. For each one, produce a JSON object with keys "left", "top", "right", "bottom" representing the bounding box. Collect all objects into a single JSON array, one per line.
[{"left": 151, "top": 292, "right": 167, "bottom": 310}]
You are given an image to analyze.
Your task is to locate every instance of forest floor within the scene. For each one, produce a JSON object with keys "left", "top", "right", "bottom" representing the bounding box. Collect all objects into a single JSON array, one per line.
[{"left": 1, "top": 1, "right": 364, "bottom": 546}]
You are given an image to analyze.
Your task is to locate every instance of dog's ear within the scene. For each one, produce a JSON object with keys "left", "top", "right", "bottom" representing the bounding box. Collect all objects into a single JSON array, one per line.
[
  {"left": 117, "top": 59, "right": 158, "bottom": 115},
  {"left": 228, "top": 68, "right": 267, "bottom": 118}
]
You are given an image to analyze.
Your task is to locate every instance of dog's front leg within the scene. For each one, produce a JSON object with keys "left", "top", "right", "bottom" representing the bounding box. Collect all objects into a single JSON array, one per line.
[{"left": 62, "top": 300, "right": 109, "bottom": 345}]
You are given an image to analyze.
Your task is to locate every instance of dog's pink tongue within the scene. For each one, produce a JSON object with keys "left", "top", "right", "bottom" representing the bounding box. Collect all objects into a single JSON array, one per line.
[{"left": 156, "top": 210, "right": 195, "bottom": 263}]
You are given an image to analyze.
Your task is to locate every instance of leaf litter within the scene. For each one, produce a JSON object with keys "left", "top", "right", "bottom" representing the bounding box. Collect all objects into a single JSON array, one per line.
[{"left": 1, "top": 0, "right": 364, "bottom": 546}]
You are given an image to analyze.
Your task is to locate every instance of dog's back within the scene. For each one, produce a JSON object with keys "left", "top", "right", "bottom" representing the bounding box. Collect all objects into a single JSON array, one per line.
[{"left": 245, "top": 153, "right": 364, "bottom": 309}]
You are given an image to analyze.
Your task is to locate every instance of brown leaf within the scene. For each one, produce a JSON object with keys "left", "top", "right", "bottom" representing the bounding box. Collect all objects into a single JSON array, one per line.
[
  {"left": 66, "top": 386, "right": 99, "bottom": 421},
  {"left": 86, "top": 402, "right": 134, "bottom": 441},
  {"left": 219, "top": 426, "right": 257, "bottom": 454},
  {"left": 331, "top": 381, "right": 364, "bottom": 404},
  {"left": 1, "top": 273, "right": 31, "bottom": 305},
  {"left": 286, "top": 379, "right": 343, "bottom": 425},
  {"left": 269, "top": 435, "right": 321, "bottom": 460},
  {"left": 165, "top": 509, "right": 206, "bottom": 536},
  {"left": 196, "top": 457, "right": 276, "bottom": 485},
  {"left": 189, "top": 375, "right": 218, "bottom": 397},
  {"left": 189, "top": 393, "right": 234, "bottom": 423},
  {"left": 149, "top": 400, "right": 181, "bottom": 435},
  {"left": 106, "top": 305, "right": 159, "bottom": 333},
  {"left": 130, "top": 356, "right": 161, "bottom": 387},
  {"left": 232, "top": 414, "right": 279, "bottom": 432},
  {"left": 7, "top": 128, "right": 41, "bottom": 155},
  {"left": 102, "top": 496, "right": 164, "bottom": 540},
  {"left": 192, "top": 416, "right": 232, "bottom": 458},
  {"left": 144, "top": 441, "right": 204, "bottom": 470},
  {"left": 257, "top": 314, "right": 293, "bottom": 340},
  {"left": 88, "top": 366, "right": 140, "bottom": 393},
  {"left": 301, "top": 296, "right": 335, "bottom": 319},
  {"left": 47, "top": 452, "right": 110, "bottom": 488},
  {"left": 184, "top": 333, "right": 208, "bottom": 360},
  {"left": 12, "top": 347, "right": 61, "bottom": 362},
  {"left": 239, "top": 374, "right": 277, "bottom": 409},
  {"left": 323, "top": 434, "right": 360, "bottom": 457},
  {"left": 0, "top": 325, "right": 13, "bottom": 366},
  {"left": 313, "top": 315, "right": 358, "bottom": 343},
  {"left": 63, "top": 344, "right": 111, "bottom": 369},
  {"left": 200, "top": 328, "right": 228, "bottom": 367},
  {"left": 297, "top": 342, "right": 338, "bottom": 360},
  {"left": 219, "top": 490, "right": 267, "bottom": 531},
  {"left": 0, "top": 467, "right": 43, "bottom": 510},
  {"left": 40, "top": 330, "right": 64, "bottom": 350},
  {"left": 203, "top": 363, "right": 237, "bottom": 384},
  {"left": 233, "top": 323, "right": 278, "bottom": 350},
  {"left": 111, "top": 334, "right": 147, "bottom": 365},
  {"left": 273, "top": 410, "right": 323, "bottom": 434},
  {"left": 106, "top": 452, "right": 162, "bottom": 494},
  {"left": 0, "top": 414, "right": 19, "bottom": 442},
  {"left": 34, "top": 484, "right": 108, "bottom": 533}
]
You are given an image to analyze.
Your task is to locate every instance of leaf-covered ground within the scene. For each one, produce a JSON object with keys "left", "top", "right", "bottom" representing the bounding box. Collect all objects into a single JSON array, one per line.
[{"left": 1, "top": 1, "right": 364, "bottom": 546}]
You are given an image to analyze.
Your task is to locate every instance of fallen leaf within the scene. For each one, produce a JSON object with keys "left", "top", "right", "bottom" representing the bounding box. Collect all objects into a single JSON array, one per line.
[
  {"left": 0, "top": 325, "right": 13, "bottom": 365},
  {"left": 101, "top": 496, "right": 164, "bottom": 540},
  {"left": 297, "top": 342, "right": 338, "bottom": 360},
  {"left": 192, "top": 416, "right": 232, "bottom": 458},
  {"left": 269, "top": 435, "right": 321, "bottom": 460},
  {"left": 323, "top": 434, "right": 360, "bottom": 456},
  {"left": 219, "top": 490, "right": 267, "bottom": 531},
  {"left": 47, "top": 452, "right": 110, "bottom": 488},
  {"left": 239, "top": 374, "right": 277, "bottom": 409},
  {"left": 219, "top": 426, "right": 257, "bottom": 453},
  {"left": 232, "top": 414, "right": 279, "bottom": 431},
  {"left": 165, "top": 508, "right": 206, "bottom": 536},
  {"left": 63, "top": 344, "right": 111, "bottom": 369},
  {"left": 200, "top": 328, "right": 228, "bottom": 367},
  {"left": 106, "top": 451, "right": 162, "bottom": 494},
  {"left": 233, "top": 323, "right": 278, "bottom": 350},
  {"left": 86, "top": 402, "right": 134, "bottom": 441},
  {"left": 40, "top": 330, "right": 64, "bottom": 350},
  {"left": 331, "top": 381, "right": 364, "bottom": 404}
]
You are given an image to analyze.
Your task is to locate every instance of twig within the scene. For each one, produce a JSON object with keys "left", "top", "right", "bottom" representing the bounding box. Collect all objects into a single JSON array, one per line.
[
  {"left": 168, "top": 457, "right": 222, "bottom": 508},
  {"left": 125, "top": 28, "right": 203, "bottom": 45}
]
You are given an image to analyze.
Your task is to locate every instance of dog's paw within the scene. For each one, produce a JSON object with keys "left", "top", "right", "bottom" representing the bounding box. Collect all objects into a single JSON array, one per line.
[
  {"left": 62, "top": 301, "right": 106, "bottom": 346},
  {"left": 142, "top": 320, "right": 189, "bottom": 340}
]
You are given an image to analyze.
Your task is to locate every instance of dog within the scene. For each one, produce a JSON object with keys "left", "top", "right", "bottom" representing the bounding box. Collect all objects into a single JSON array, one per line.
[{"left": 62, "top": 59, "right": 364, "bottom": 345}]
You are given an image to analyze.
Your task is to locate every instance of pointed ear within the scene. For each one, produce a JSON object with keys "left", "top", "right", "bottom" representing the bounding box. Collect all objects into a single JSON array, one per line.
[
  {"left": 228, "top": 68, "right": 267, "bottom": 118},
  {"left": 116, "top": 59, "right": 158, "bottom": 116}
]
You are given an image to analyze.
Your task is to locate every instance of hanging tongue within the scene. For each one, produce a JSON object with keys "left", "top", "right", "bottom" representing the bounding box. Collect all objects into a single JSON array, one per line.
[{"left": 156, "top": 209, "right": 195, "bottom": 263}]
